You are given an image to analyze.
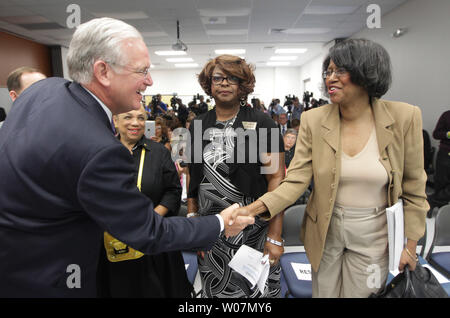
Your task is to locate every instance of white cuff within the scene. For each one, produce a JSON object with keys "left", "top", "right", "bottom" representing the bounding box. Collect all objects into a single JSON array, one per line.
[{"left": 215, "top": 214, "right": 224, "bottom": 233}]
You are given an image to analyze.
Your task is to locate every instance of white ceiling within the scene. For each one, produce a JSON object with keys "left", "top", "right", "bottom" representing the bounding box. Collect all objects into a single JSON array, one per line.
[{"left": 0, "top": 0, "right": 410, "bottom": 70}]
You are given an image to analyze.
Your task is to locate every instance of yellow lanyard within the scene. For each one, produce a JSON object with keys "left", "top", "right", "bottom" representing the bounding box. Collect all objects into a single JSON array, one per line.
[
  {"left": 136, "top": 147, "right": 146, "bottom": 191},
  {"left": 103, "top": 145, "right": 147, "bottom": 262}
]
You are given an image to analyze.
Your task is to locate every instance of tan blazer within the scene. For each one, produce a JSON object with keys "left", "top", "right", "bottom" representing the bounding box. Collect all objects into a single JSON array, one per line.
[{"left": 259, "top": 99, "right": 429, "bottom": 272}]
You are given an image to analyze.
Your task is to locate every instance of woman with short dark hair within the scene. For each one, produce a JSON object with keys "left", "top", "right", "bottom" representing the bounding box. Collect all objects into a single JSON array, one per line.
[
  {"left": 236, "top": 39, "right": 429, "bottom": 297},
  {"left": 188, "top": 55, "right": 285, "bottom": 298}
]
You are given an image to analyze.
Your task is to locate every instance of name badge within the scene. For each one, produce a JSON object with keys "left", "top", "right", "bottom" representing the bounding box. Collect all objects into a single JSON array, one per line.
[{"left": 242, "top": 121, "right": 257, "bottom": 130}]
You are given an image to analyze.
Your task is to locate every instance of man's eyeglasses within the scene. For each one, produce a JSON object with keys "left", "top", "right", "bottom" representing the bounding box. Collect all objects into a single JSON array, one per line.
[
  {"left": 322, "top": 68, "right": 348, "bottom": 79},
  {"left": 107, "top": 61, "right": 150, "bottom": 78},
  {"left": 211, "top": 75, "right": 240, "bottom": 85}
]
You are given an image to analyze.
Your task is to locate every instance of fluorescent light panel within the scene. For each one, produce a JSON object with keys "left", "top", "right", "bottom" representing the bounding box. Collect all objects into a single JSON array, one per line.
[
  {"left": 267, "top": 62, "right": 290, "bottom": 66},
  {"left": 92, "top": 11, "right": 149, "bottom": 19},
  {"left": 154, "top": 50, "right": 187, "bottom": 56},
  {"left": 270, "top": 56, "right": 297, "bottom": 61},
  {"left": 166, "top": 57, "right": 194, "bottom": 63},
  {"left": 275, "top": 48, "right": 307, "bottom": 54},
  {"left": 304, "top": 5, "right": 358, "bottom": 15},
  {"left": 283, "top": 28, "right": 331, "bottom": 34},
  {"left": 215, "top": 49, "right": 246, "bottom": 55},
  {"left": 198, "top": 8, "right": 251, "bottom": 17},
  {"left": 175, "top": 63, "right": 199, "bottom": 68}
]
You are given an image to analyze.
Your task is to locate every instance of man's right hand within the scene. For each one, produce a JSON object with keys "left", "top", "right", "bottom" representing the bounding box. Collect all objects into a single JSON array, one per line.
[
  {"left": 219, "top": 204, "right": 255, "bottom": 238},
  {"left": 228, "top": 200, "right": 269, "bottom": 226}
]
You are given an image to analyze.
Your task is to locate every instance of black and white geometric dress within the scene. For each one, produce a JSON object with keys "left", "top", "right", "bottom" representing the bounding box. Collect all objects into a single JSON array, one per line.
[{"left": 197, "top": 116, "right": 281, "bottom": 298}]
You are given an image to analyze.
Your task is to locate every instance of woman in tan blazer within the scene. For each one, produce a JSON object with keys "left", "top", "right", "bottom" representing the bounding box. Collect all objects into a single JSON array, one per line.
[{"left": 234, "top": 39, "right": 429, "bottom": 297}]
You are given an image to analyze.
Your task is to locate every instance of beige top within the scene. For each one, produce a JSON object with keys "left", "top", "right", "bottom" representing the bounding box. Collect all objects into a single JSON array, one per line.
[{"left": 336, "top": 128, "right": 389, "bottom": 208}]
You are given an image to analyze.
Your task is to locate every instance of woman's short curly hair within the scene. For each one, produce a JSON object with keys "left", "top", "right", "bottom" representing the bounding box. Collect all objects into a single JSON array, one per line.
[
  {"left": 322, "top": 38, "right": 392, "bottom": 101},
  {"left": 198, "top": 55, "right": 255, "bottom": 100}
]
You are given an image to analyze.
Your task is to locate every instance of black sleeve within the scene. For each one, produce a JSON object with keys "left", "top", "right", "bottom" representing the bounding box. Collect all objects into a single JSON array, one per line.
[
  {"left": 158, "top": 147, "right": 182, "bottom": 217},
  {"left": 258, "top": 112, "right": 285, "bottom": 153},
  {"left": 187, "top": 118, "right": 201, "bottom": 199},
  {"left": 433, "top": 111, "right": 450, "bottom": 141},
  {"left": 77, "top": 143, "right": 220, "bottom": 254}
]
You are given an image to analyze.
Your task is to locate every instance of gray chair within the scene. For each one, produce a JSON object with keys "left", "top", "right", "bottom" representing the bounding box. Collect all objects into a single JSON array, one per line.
[
  {"left": 280, "top": 204, "right": 312, "bottom": 298},
  {"left": 426, "top": 204, "right": 450, "bottom": 279}
]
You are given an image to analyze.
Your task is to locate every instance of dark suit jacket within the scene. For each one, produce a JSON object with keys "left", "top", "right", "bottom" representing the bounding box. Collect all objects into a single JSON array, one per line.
[
  {"left": 277, "top": 122, "right": 291, "bottom": 134},
  {"left": 0, "top": 78, "right": 220, "bottom": 297}
]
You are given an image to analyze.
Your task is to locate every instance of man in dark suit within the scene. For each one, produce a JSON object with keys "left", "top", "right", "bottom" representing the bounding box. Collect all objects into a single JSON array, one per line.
[
  {"left": 277, "top": 112, "right": 291, "bottom": 135},
  {"left": 0, "top": 17, "right": 253, "bottom": 297}
]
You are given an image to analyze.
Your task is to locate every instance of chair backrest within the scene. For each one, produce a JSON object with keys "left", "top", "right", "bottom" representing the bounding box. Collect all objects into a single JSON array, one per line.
[
  {"left": 422, "top": 129, "right": 433, "bottom": 170},
  {"left": 429, "top": 204, "right": 450, "bottom": 253},
  {"left": 282, "top": 204, "right": 306, "bottom": 247},
  {"left": 418, "top": 227, "right": 427, "bottom": 257}
]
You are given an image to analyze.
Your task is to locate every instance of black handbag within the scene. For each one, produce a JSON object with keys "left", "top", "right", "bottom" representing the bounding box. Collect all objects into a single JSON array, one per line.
[{"left": 370, "top": 263, "right": 448, "bottom": 298}]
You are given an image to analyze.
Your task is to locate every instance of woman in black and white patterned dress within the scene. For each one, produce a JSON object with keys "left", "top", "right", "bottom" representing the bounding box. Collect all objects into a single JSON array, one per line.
[{"left": 187, "top": 55, "right": 286, "bottom": 298}]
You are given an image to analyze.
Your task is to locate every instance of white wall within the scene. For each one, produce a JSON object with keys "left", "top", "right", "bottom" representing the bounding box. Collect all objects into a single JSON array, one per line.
[
  {"left": 298, "top": 0, "right": 450, "bottom": 145},
  {"left": 61, "top": 46, "right": 70, "bottom": 80},
  {"left": 298, "top": 40, "right": 334, "bottom": 102},
  {"left": 0, "top": 88, "right": 12, "bottom": 115},
  {"left": 354, "top": 0, "right": 450, "bottom": 139}
]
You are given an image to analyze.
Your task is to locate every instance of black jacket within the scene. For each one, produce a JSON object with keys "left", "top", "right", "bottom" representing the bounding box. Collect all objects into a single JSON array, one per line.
[{"left": 131, "top": 137, "right": 181, "bottom": 216}]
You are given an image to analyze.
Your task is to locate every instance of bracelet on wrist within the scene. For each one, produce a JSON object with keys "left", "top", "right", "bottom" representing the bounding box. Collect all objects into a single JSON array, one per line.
[
  {"left": 405, "top": 247, "right": 418, "bottom": 262},
  {"left": 266, "top": 237, "right": 285, "bottom": 247},
  {"left": 187, "top": 212, "right": 199, "bottom": 218}
]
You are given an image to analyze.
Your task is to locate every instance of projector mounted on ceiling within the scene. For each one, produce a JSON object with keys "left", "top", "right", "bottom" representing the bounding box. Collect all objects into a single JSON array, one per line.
[{"left": 172, "top": 20, "right": 188, "bottom": 51}]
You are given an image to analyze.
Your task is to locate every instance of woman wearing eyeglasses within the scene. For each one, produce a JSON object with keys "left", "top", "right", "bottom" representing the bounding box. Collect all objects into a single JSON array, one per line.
[
  {"left": 233, "top": 39, "right": 429, "bottom": 297},
  {"left": 186, "top": 55, "right": 285, "bottom": 298}
]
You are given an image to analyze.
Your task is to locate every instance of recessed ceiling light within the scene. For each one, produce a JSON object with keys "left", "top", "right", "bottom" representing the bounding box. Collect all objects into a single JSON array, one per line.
[
  {"left": 215, "top": 49, "right": 246, "bottom": 55},
  {"left": 207, "top": 29, "right": 248, "bottom": 36},
  {"left": 201, "top": 16, "right": 227, "bottom": 25},
  {"left": 283, "top": 28, "right": 331, "bottom": 34},
  {"left": 304, "top": 5, "right": 358, "bottom": 15},
  {"left": 198, "top": 8, "right": 251, "bottom": 17},
  {"left": 154, "top": 50, "right": 187, "bottom": 56},
  {"left": 174, "top": 63, "right": 199, "bottom": 68},
  {"left": 275, "top": 48, "right": 307, "bottom": 54},
  {"left": 166, "top": 57, "right": 194, "bottom": 63},
  {"left": 270, "top": 56, "right": 298, "bottom": 61},
  {"left": 267, "top": 62, "right": 290, "bottom": 66},
  {"left": 392, "top": 27, "right": 408, "bottom": 38},
  {"left": 92, "top": 11, "right": 149, "bottom": 19}
]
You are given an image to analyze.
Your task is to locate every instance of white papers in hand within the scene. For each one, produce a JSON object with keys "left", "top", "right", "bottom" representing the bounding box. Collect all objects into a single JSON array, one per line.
[
  {"left": 228, "top": 245, "right": 270, "bottom": 295},
  {"left": 386, "top": 199, "right": 406, "bottom": 274}
]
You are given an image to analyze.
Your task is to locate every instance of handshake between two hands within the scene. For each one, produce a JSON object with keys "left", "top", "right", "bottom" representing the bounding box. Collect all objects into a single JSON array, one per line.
[{"left": 219, "top": 203, "right": 254, "bottom": 238}]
